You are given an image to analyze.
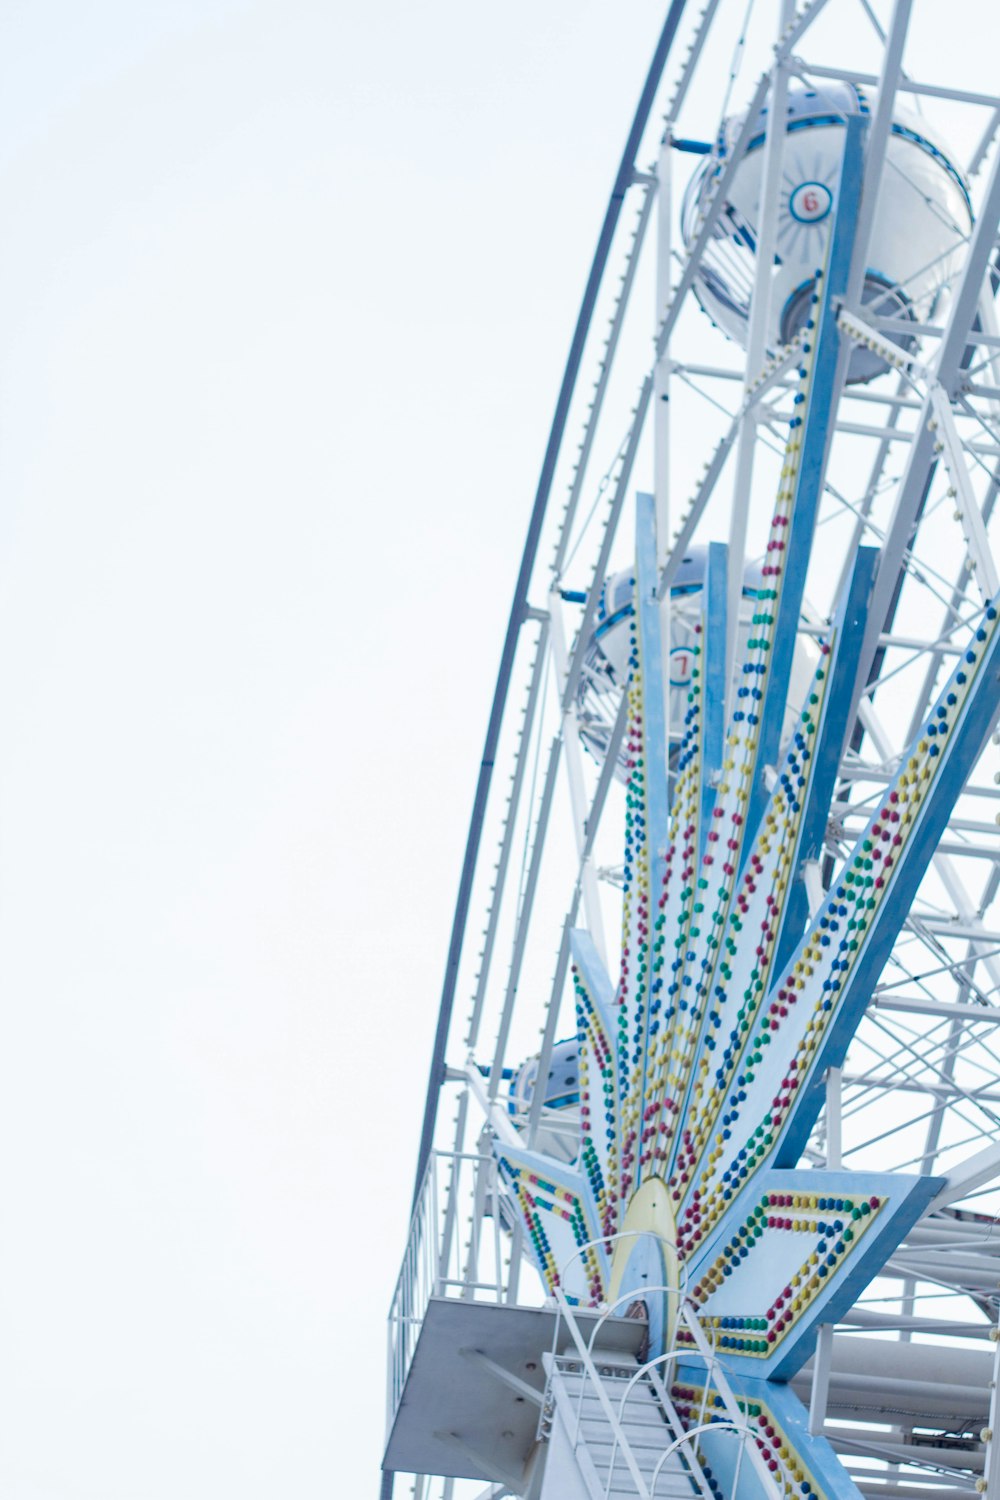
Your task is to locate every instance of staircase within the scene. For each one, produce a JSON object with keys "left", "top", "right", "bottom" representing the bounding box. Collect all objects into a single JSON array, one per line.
[{"left": 541, "top": 1354, "right": 713, "bottom": 1500}]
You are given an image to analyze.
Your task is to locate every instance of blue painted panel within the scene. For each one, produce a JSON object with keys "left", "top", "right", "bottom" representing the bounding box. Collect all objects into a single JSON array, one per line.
[
  {"left": 772, "top": 546, "right": 879, "bottom": 976},
  {"left": 701, "top": 541, "right": 728, "bottom": 835},
  {"left": 676, "top": 593, "right": 1000, "bottom": 1246},
  {"left": 570, "top": 928, "right": 621, "bottom": 1243},
  {"left": 621, "top": 492, "right": 672, "bottom": 1195},
  {"left": 744, "top": 114, "right": 868, "bottom": 856},
  {"left": 673, "top": 1363, "right": 865, "bottom": 1500},
  {"left": 681, "top": 1166, "right": 941, "bottom": 1381},
  {"left": 492, "top": 1140, "right": 608, "bottom": 1304}
]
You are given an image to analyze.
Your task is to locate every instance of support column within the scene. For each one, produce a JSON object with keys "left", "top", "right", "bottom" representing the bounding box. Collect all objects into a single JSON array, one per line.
[{"left": 655, "top": 132, "right": 674, "bottom": 763}]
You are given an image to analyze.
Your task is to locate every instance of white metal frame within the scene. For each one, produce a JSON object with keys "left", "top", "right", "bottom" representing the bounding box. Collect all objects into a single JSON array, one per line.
[{"left": 389, "top": 2, "right": 1000, "bottom": 1495}]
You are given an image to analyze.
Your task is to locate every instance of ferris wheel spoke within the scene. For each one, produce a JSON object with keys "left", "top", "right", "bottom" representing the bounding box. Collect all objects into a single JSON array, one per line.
[
  {"left": 676, "top": 589, "right": 1000, "bottom": 1253},
  {"left": 666, "top": 555, "right": 875, "bottom": 1201}
]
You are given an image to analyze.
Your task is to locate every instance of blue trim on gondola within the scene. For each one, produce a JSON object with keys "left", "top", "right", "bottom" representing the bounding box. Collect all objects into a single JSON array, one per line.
[
  {"left": 594, "top": 602, "right": 635, "bottom": 642},
  {"left": 743, "top": 115, "right": 972, "bottom": 219}
]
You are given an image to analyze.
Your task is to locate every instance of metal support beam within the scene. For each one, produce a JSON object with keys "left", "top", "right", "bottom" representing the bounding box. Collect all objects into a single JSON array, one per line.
[
  {"left": 549, "top": 590, "right": 608, "bottom": 966},
  {"left": 873, "top": 993, "right": 1000, "bottom": 1024},
  {"left": 851, "top": 134, "right": 1000, "bottom": 732},
  {"left": 983, "top": 1325, "right": 1000, "bottom": 1500},
  {"left": 432, "top": 1431, "right": 524, "bottom": 1495},
  {"left": 927, "top": 385, "right": 1000, "bottom": 600},
  {"left": 459, "top": 1348, "right": 544, "bottom": 1408},
  {"left": 809, "top": 1324, "right": 835, "bottom": 1436},
  {"left": 932, "top": 1139, "right": 1000, "bottom": 1208},
  {"left": 487, "top": 736, "right": 562, "bottom": 1100},
  {"left": 725, "top": 0, "right": 793, "bottom": 713},
  {"left": 412, "top": 0, "right": 692, "bottom": 1207},
  {"left": 747, "top": 114, "right": 867, "bottom": 846}
]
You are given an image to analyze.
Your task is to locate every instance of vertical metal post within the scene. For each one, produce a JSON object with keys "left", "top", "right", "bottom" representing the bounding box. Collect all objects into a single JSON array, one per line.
[
  {"left": 410, "top": 0, "right": 693, "bottom": 1212},
  {"left": 491, "top": 1155, "right": 503, "bottom": 1302},
  {"left": 843, "top": 0, "right": 913, "bottom": 309},
  {"left": 808, "top": 1326, "right": 834, "bottom": 1437},
  {"left": 466, "top": 621, "right": 550, "bottom": 1051},
  {"left": 549, "top": 589, "right": 609, "bottom": 966},
  {"left": 430, "top": 1153, "right": 442, "bottom": 1297},
  {"left": 505, "top": 1218, "right": 523, "bottom": 1305},
  {"left": 809, "top": 1066, "right": 841, "bottom": 1434},
  {"left": 825, "top": 1066, "right": 842, "bottom": 1170},
  {"left": 486, "top": 735, "right": 563, "bottom": 1099},
  {"left": 725, "top": 0, "right": 793, "bottom": 713},
  {"left": 655, "top": 133, "right": 674, "bottom": 754},
  {"left": 436, "top": 1091, "right": 469, "bottom": 1290},
  {"left": 461, "top": 1152, "right": 488, "bottom": 1301},
  {"left": 654, "top": 135, "right": 672, "bottom": 561},
  {"left": 983, "top": 1323, "right": 1000, "bottom": 1499}
]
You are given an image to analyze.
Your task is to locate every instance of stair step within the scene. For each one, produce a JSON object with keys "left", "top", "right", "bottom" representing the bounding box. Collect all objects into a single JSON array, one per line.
[
  {"left": 577, "top": 1419, "right": 675, "bottom": 1439},
  {"left": 580, "top": 1437, "right": 679, "bottom": 1458},
  {"left": 572, "top": 1409, "right": 672, "bottom": 1430},
  {"left": 581, "top": 1428, "right": 683, "bottom": 1452},
  {"left": 605, "top": 1485, "right": 697, "bottom": 1496},
  {"left": 577, "top": 1415, "right": 672, "bottom": 1435},
  {"left": 549, "top": 1359, "right": 712, "bottom": 1500},
  {"left": 605, "top": 1487, "right": 697, "bottom": 1499},
  {"left": 562, "top": 1389, "right": 667, "bottom": 1414}
]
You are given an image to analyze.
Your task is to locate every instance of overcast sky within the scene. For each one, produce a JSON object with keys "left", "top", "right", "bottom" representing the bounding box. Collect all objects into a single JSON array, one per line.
[
  {"left": 0, "top": 4, "right": 997, "bottom": 1498},
  {"left": 0, "top": 4, "right": 674, "bottom": 1495}
]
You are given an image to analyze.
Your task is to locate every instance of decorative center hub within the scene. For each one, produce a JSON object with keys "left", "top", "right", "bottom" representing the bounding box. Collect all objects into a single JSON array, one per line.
[{"left": 609, "top": 1176, "right": 680, "bottom": 1357}]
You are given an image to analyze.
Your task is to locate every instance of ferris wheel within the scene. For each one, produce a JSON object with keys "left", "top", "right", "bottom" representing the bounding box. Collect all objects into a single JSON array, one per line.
[{"left": 384, "top": 4, "right": 1000, "bottom": 1499}]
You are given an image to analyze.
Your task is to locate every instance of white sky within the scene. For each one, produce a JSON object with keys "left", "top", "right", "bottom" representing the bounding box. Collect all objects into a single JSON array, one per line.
[
  {"left": 0, "top": 3, "right": 997, "bottom": 1498},
  {"left": 0, "top": 3, "right": 673, "bottom": 1495}
]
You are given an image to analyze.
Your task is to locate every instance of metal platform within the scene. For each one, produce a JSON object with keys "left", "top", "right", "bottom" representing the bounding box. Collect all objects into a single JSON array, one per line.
[{"left": 382, "top": 1297, "right": 646, "bottom": 1486}]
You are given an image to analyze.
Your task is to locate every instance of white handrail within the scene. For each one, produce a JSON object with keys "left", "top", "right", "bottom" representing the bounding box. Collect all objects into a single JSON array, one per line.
[
  {"left": 549, "top": 1233, "right": 754, "bottom": 1500},
  {"left": 574, "top": 1282, "right": 687, "bottom": 1447},
  {"left": 650, "top": 1420, "right": 750, "bottom": 1498},
  {"left": 679, "top": 1302, "right": 784, "bottom": 1500},
  {"left": 607, "top": 1350, "right": 696, "bottom": 1500},
  {"left": 546, "top": 1254, "right": 786, "bottom": 1500},
  {"left": 550, "top": 1225, "right": 690, "bottom": 1412},
  {"left": 555, "top": 1287, "right": 654, "bottom": 1499},
  {"left": 585, "top": 1275, "right": 688, "bottom": 1359},
  {"left": 386, "top": 1148, "right": 517, "bottom": 1428},
  {"left": 605, "top": 1356, "right": 716, "bottom": 1494},
  {"left": 644, "top": 1364, "right": 717, "bottom": 1500},
  {"left": 547, "top": 1229, "right": 653, "bottom": 1408}
]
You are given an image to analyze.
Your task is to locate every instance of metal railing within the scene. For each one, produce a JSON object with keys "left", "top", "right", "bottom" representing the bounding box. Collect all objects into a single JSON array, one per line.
[
  {"left": 543, "top": 1289, "right": 785, "bottom": 1500},
  {"left": 386, "top": 1149, "right": 514, "bottom": 1428}
]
